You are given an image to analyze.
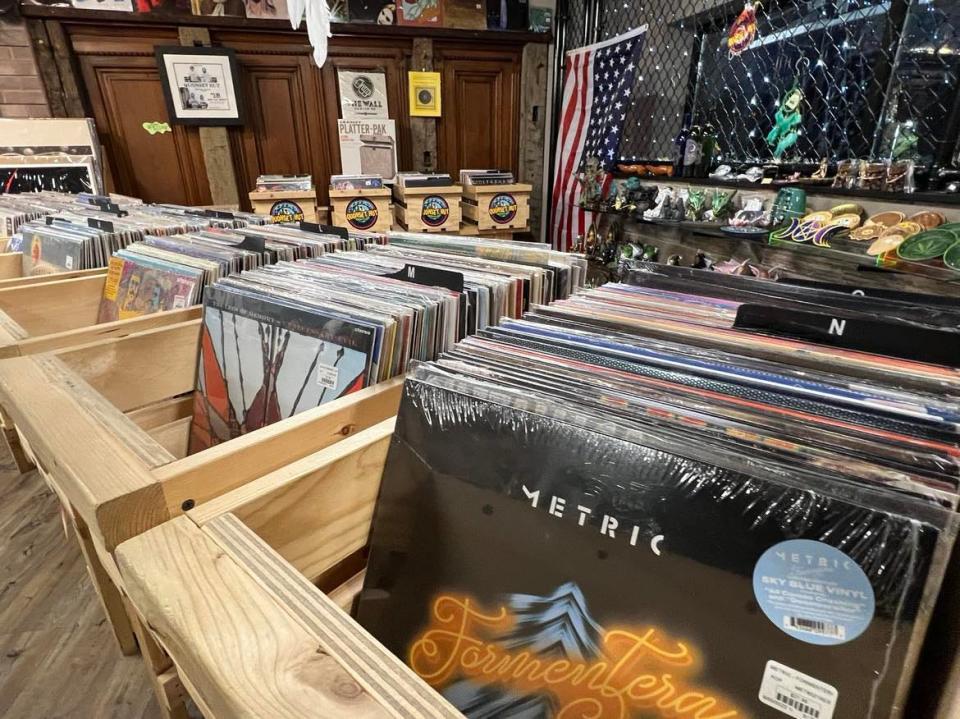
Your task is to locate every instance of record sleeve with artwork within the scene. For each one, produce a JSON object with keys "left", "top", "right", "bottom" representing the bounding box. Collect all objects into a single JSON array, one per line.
[
  {"left": 190, "top": 284, "right": 377, "bottom": 451},
  {"left": 357, "top": 374, "right": 954, "bottom": 719}
]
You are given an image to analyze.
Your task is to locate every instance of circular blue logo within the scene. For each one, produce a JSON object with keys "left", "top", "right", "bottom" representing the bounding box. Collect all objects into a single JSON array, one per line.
[
  {"left": 753, "top": 539, "right": 875, "bottom": 646},
  {"left": 421, "top": 195, "right": 450, "bottom": 227},
  {"left": 269, "top": 200, "right": 304, "bottom": 224},
  {"left": 345, "top": 197, "right": 378, "bottom": 230},
  {"left": 488, "top": 193, "right": 518, "bottom": 225}
]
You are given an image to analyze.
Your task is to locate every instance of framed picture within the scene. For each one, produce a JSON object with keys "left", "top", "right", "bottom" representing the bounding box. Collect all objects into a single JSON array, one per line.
[{"left": 155, "top": 46, "right": 244, "bottom": 126}]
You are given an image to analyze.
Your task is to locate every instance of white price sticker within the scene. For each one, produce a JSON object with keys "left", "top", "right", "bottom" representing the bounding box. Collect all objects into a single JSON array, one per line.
[
  {"left": 316, "top": 364, "right": 339, "bottom": 390},
  {"left": 759, "top": 660, "right": 837, "bottom": 719},
  {"left": 64, "top": 255, "right": 74, "bottom": 270},
  {"left": 172, "top": 295, "right": 187, "bottom": 309}
]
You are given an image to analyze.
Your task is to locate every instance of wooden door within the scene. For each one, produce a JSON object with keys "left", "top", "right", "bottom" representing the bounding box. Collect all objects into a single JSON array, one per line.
[
  {"left": 225, "top": 51, "right": 327, "bottom": 208},
  {"left": 436, "top": 44, "right": 521, "bottom": 178},
  {"left": 69, "top": 26, "right": 211, "bottom": 205}
]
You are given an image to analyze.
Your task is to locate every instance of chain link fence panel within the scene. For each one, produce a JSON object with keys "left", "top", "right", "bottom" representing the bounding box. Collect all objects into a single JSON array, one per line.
[{"left": 562, "top": 0, "right": 960, "bottom": 166}]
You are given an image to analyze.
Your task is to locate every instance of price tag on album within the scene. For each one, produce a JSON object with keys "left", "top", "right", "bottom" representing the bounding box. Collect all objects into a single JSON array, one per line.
[{"left": 759, "top": 661, "right": 837, "bottom": 719}]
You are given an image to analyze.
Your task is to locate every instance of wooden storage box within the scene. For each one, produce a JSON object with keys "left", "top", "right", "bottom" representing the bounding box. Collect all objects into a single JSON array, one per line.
[
  {"left": 461, "top": 182, "right": 532, "bottom": 232},
  {"left": 392, "top": 184, "right": 462, "bottom": 233},
  {"left": 329, "top": 187, "right": 394, "bottom": 234},
  {"left": 0, "top": 322, "right": 403, "bottom": 656},
  {"left": 248, "top": 190, "right": 318, "bottom": 224}
]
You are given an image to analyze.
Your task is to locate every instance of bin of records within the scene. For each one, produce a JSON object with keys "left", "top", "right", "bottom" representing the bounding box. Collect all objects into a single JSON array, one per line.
[
  {"left": 355, "top": 267, "right": 960, "bottom": 719},
  {"left": 98, "top": 225, "right": 383, "bottom": 323},
  {"left": 0, "top": 224, "right": 586, "bottom": 639},
  {"left": 190, "top": 234, "right": 585, "bottom": 451}
]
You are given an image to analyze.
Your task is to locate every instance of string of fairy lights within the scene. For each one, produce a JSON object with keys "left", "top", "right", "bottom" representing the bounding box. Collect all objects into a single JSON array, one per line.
[{"left": 566, "top": 0, "right": 960, "bottom": 166}]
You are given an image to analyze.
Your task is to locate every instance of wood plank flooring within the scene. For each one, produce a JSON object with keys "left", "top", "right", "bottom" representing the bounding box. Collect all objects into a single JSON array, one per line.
[{"left": 0, "top": 446, "right": 160, "bottom": 719}]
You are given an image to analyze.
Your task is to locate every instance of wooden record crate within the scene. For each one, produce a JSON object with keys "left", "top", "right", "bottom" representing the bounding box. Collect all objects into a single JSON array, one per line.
[
  {"left": 329, "top": 187, "right": 394, "bottom": 234},
  {"left": 248, "top": 190, "right": 319, "bottom": 224},
  {"left": 392, "top": 184, "right": 462, "bottom": 233},
  {"left": 0, "top": 272, "right": 199, "bottom": 473},
  {"left": 111, "top": 408, "right": 960, "bottom": 719},
  {"left": 0, "top": 320, "right": 404, "bottom": 660},
  {"left": 461, "top": 182, "right": 532, "bottom": 232}
]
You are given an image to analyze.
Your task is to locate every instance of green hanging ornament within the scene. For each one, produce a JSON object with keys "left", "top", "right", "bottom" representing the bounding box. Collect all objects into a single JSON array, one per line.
[{"left": 766, "top": 58, "right": 808, "bottom": 160}]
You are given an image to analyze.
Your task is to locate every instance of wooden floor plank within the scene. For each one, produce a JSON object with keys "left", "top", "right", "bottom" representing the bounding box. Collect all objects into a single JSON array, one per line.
[{"left": 0, "top": 448, "right": 162, "bottom": 719}]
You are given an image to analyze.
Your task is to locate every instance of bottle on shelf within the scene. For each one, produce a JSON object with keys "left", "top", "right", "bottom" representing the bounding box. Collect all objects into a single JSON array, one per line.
[
  {"left": 683, "top": 125, "right": 702, "bottom": 178},
  {"left": 699, "top": 124, "right": 718, "bottom": 177},
  {"left": 672, "top": 115, "right": 691, "bottom": 177}
]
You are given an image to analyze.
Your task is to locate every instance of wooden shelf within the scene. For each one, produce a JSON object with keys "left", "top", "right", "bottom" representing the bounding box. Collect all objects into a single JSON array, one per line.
[
  {"left": 612, "top": 174, "right": 960, "bottom": 207},
  {"left": 19, "top": 6, "right": 552, "bottom": 44}
]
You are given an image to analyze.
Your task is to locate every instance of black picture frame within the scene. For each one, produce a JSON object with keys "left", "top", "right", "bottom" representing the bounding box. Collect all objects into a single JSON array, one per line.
[{"left": 155, "top": 45, "right": 244, "bottom": 127}]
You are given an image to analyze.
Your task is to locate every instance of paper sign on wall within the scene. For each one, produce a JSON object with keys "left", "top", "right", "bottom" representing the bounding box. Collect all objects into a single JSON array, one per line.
[
  {"left": 408, "top": 71, "right": 441, "bottom": 117},
  {"left": 338, "top": 118, "right": 398, "bottom": 184},
  {"left": 338, "top": 70, "right": 389, "bottom": 119}
]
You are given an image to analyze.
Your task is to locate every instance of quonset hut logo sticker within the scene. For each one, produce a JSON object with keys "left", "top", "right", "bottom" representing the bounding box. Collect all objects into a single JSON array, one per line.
[
  {"left": 421, "top": 195, "right": 450, "bottom": 227},
  {"left": 488, "top": 193, "right": 518, "bottom": 225},
  {"left": 345, "top": 197, "right": 379, "bottom": 230},
  {"left": 269, "top": 200, "right": 304, "bottom": 224}
]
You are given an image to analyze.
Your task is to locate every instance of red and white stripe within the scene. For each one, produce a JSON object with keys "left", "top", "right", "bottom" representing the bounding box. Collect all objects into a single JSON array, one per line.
[{"left": 548, "top": 27, "right": 647, "bottom": 252}]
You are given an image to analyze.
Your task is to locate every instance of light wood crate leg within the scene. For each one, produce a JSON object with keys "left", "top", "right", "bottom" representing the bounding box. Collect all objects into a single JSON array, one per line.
[
  {"left": 126, "top": 600, "right": 191, "bottom": 719},
  {"left": 71, "top": 511, "right": 139, "bottom": 656},
  {"left": 0, "top": 406, "right": 35, "bottom": 474}
]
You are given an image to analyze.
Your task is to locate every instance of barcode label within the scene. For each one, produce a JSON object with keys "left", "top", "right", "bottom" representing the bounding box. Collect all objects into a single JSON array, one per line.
[
  {"left": 759, "top": 660, "right": 837, "bottom": 719},
  {"left": 776, "top": 691, "right": 820, "bottom": 717},
  {"left": 785, "top": 616, "right": 846, "bottom": 640},
  {"left": 316, "top": 364, "right": 339, "bottom": 390}
]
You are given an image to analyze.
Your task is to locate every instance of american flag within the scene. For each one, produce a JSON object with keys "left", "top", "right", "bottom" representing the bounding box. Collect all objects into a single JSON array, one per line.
[{"left": 549, "top": 26, "right": 647, "bottom": 252}]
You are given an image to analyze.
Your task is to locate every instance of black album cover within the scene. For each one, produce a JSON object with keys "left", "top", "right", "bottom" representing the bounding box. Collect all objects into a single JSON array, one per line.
[{"left": 357, "top": 377, "right": 953, "bottom": 719}]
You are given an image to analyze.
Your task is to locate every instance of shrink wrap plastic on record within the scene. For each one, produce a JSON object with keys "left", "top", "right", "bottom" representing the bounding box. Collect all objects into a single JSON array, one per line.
[{"left": 357, "top": 371, "right": 958, "bottom": 719}]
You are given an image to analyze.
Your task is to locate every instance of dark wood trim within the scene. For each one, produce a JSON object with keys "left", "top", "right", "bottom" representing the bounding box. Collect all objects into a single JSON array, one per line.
[
  {"left": 43, "top": 20, "right": 89, "bottom": 117},
  {"left": 18, "top": 6, "right": 552, "bottom": 44},
  {"left": 24, "top": 19, "right": 67, "bottom": 117}
]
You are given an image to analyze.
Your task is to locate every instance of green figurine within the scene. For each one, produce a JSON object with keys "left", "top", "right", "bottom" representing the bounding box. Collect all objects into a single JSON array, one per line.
[
  {"left": 766, "top": 86, "right": 804, "bottom": 159},
  {"left": 687, "top": 188, "right": 708, "bottom": 221},
  {"left": 710, "top": 189, "right": 737, "bottom": 222}
]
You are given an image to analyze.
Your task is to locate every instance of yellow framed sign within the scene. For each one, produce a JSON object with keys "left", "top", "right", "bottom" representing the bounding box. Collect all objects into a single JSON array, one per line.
[{"left": 408, "top": 71, "right": 442, "bottom": 117}]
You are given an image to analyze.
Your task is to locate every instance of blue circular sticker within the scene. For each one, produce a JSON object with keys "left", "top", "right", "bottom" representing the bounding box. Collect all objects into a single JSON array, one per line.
[
  {"left": 421, "top": 195, "right": 450, "bottom": 227},
  {"left": 753, "top": 539, "right": 874, "bottom": 646},
  {"left": 269, "top": 200, "right": 304, "bottom": 224},
  {"left": 345, "top": 197, "right": 378, "bottom": 230},
  {"left": 488, "top": 193, "right": 518, "bottom": 224}
]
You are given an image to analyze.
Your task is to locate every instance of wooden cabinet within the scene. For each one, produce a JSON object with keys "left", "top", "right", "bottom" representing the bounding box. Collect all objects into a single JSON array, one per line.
[
  {"left": 58, "top": 23, "right": 531, "bottom": 212},
  {"left": 436, "top": 44, "right": 522, "bottom": 178},
  {"left": 222, "top": 47, "right": 327, "bottom": 208},
  {"left": 70, "top": 26, "right": 211, "bottom": 205}
]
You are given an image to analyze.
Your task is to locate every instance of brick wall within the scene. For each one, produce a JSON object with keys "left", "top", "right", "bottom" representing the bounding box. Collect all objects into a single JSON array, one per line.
[{"left": 0, "top": 16, "right": 50, "bottom": 119}]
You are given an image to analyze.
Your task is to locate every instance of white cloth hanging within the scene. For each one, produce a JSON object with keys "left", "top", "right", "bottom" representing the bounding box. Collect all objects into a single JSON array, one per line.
[{"left": 289, "top": 0, "right": 332, "bottom": 68}]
